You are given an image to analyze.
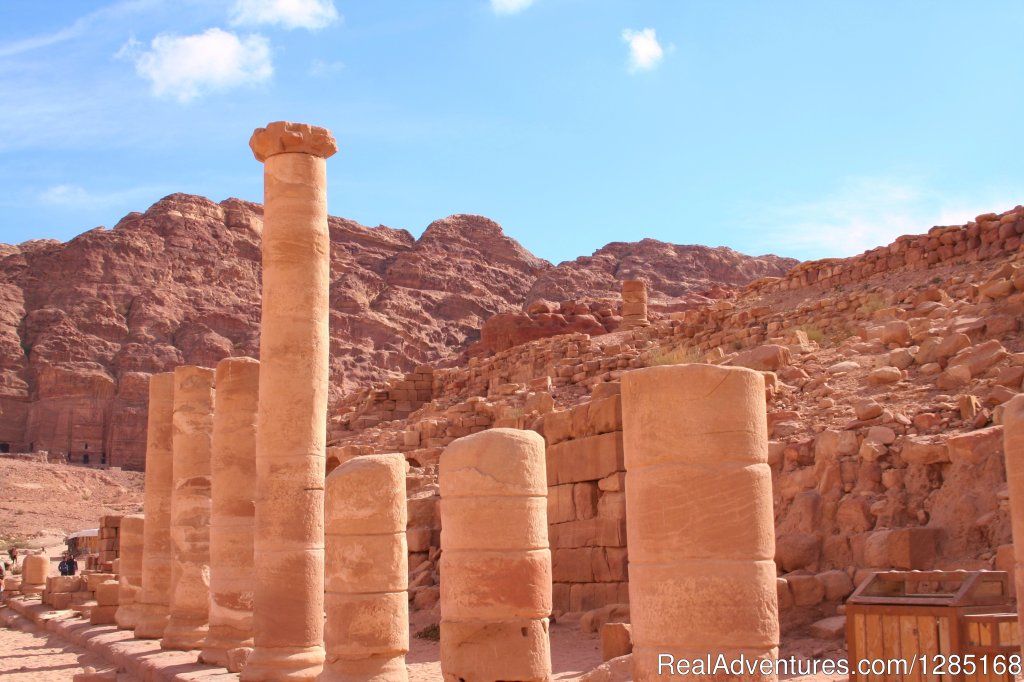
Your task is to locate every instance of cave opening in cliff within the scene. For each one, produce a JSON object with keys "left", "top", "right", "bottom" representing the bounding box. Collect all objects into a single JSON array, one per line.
[{"left": 0, "top": 443, "right": 8, "bottom": 453}]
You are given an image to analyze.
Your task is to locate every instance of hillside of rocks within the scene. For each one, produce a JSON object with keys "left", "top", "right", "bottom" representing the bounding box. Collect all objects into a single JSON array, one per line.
[
  {"left": 331, "top": 205, "right": 1024, "bottom": 630},
  {"left": 0, "top": 193, "right": 791, "bottom": 469},
  {"left": 0, "top": 456, "right": 144, "bottom": 549}
]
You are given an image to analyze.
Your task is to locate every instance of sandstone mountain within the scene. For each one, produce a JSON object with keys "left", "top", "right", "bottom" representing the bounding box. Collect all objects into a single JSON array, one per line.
[{"left": 0, "top": 193, "right": 793, "bottom": 469}]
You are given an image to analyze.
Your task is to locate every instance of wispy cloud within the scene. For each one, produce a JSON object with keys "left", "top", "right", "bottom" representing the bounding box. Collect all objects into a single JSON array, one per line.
[
  {"left": 0, "top": 0, "right": 157, "bottom": 58},
  {"left": 230, "top": 0, "right": 340, "bottom": 30},
  {"left": 38, "top": 183, "right": 161, "bottom": 209},
  {"left": 0, "top": 22, "right": 85, "bottom": 58},
  {"left": 491, "top": 0, "right": 535, "bottom": 15},
  {"left": 120, "top": 28, "right": 272, "bottom": 103},
  {"left": 622, "top": 27, "right": 664, "bottom": 73},
  {"left": 745, "top": 176, "right": 1020, "bottom": 259},
  {"left": 309, "top": 58, "right": 344, "bottom": 76}
]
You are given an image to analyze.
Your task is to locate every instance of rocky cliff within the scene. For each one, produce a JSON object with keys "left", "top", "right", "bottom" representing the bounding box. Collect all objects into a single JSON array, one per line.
[{"left": 0, "top": 193, "right": 795, "bottom": 469}]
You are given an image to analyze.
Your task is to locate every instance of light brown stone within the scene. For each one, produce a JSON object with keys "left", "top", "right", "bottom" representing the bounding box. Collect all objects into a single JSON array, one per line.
[
  {"left": 1001, "top": 394, "right": 1024, "bottom": 640},
  {"left": 134, "top": 372, "right": 174, "bottom": 639},
  {"left": 162, "top": 365, "right": 215, "bottom": 651},
  {"left": 601, "top": 622, "right": 633, "bottom": 661},
  {"left": 115, "top": 514, "right": 144, "bottom": 629},
  {"left": 201, "top": 357, "right": 259, "bottom": 669},
  {"left": 322, "top": 453, "right": 408, "bottom": 681},
  {"left": 620, "top": 280, "right": 649, "bottom": 330},
  {"left": 622, "top": 364, "right": 778, "bottom": 680},
  {"left": 20, "top": 554, "right": 49, "bottom": 593},
  {"left": 440, "top": 428, "right": 551, "bottom": 682},
  {"left": 244, "top": 121, "right": 335, "bottom": 682}
]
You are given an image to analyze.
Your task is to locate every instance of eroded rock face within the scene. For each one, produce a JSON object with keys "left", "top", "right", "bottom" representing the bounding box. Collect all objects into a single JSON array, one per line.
[
  {"left": 528, "top": 239, "right": 798, "bottom": 305},
  {"left": 0, "top": 195, "right": 791, "bottom": 469}
]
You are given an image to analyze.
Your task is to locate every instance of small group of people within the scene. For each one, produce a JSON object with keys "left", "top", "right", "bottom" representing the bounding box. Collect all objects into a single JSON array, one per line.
[{"left": 58, "top": 553, "right": 78, "bottom": 576}]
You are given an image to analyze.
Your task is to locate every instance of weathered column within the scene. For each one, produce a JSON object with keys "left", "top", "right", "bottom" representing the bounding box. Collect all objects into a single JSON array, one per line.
[
  {"left": 243, "top": 121, "right": 336, "bottom": 681},
  {"left": 1003, "top": 393, "right": 1024, "bottom": 658},
  {"left": 439, "top": 428, "right": 552, "bottom": 682},
  {"left": 201, "top": 357, "right": 259, "bottom": 669},
  {"left": 620, "top": 280, "right": 649, "bottom": 330},
  {"left": 322, "top": 454, "right": 408, "bottom": 681},
  {"left": 162, "top": 365, "right": 215, "bottom": 651},
  {"left": 134, "top": 372, "right": 175, "bottom": 639},
  {"left": 116, "top": 514, "right": 145, "bottom": 629},
  {"left": 622, "top": 364, "right": 778, "bottom": 681},
  {"left": 19, "top": 554, "right": 49, "bottom": 594}
]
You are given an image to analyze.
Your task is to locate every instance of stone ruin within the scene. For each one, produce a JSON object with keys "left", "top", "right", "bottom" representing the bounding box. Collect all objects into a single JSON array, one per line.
[{"left": 5, "top": 119, "right": 1024, "bottom": 682}]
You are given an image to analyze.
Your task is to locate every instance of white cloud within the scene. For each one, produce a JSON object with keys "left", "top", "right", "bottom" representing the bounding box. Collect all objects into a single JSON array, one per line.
[
  {"left": 39, "top": 184, "right": 95, "bottom": 206},
  {"left": 231, "top": 0, "right": 339, "bottom": 30},
  {"left": 124, "top": 28, "right": 272, "bottom": 103},
  {"left": 622, "top": 27, "right": 664, "bottom": 73},
  {"left": 491, "top": 0, "right": 535, "bottom": 15},
  {"left": 38, "top": 183, "right": 159, "bottom": 208},
  {"left": 745, "top": 176, "right": 1020, "bottom": 260}
]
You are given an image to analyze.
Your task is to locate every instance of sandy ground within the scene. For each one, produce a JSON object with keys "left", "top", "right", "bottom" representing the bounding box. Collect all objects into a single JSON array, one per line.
[
  {"left": 0, "top": 598, "right": 846, "bottom": 681},
  {"left": 0, "top": 606, "right": 604, "bottom": 681},
  {"left": 0, "top": 610, "right": 134, "bottom": 681}
]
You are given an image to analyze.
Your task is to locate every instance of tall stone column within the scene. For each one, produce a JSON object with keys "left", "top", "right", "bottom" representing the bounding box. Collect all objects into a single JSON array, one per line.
[
  {"left": 134, "top": 372, "right": 175, "bottom": 639},
  {"left": 620, "top": 280, "right": 649, "bottom": 330},
  {"left": 243, "top": 121, "right": 336, "bottom": 681},
  {"left": 1003, "top": 393, "right": 1024, "bottom": 657},
  {"left": 201, "top": 357, "right": 259, "bottom": 669},
  {"left": 439, "top": 428, "right": 552, "bottom": 682},
  {"left": 116, "top": 514, "right": 145, "bottom": 629},
  {"left": 622, "top": 364, "right": 778, "bottom": 681},
  {"left": 162, "top": 365, "right": 215, "bottom": 651},
  {"left": 322, "top": 454, "right": 408, "bottom": 681}
]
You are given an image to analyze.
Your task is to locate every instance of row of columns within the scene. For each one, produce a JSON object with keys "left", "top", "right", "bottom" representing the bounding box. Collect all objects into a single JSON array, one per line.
[{"left": 120, "top": 119, "right": 785, "bottom": 681}]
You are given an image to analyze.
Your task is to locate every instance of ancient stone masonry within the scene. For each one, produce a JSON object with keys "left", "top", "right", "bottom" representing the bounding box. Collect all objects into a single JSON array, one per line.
[
  {"left": 337, "top": 365, "right": 434, "bottom": 432},
  {"left": 201, "top": 356, "right": 259, "bottom": 670},
  {"left": 542, "top": 382, "right": 628, "bottom": 613},
  {"left": 97, "top": 515, "right": 121, "bottom": 570},
  {"left": 1003, "top": 393, "right": 1024, "bottom": 651},
  {"left": 244, "top": 121, "right": 336, "bottom": 681},
  {"left": 115, "top": 514, "right": 145, "bottom": 630},
  {"left": 620, "top": 280, "right": 649, "bottom": 330},
  {"left": 162, "top": 365, "right": 215, "bottom": 651},
  {"left": 748, "top": 207, "right": 1024, "bottom": 295},
  {"left": 439, "top": 428, "right": 552, "bottom": 682},
  {"left": 133, "top": 372, "right": 174, "bottom": 639},
  {"left": 623, "top": 364, "right": 779, "bottom": 681},
  {"left": 323, "top": 453, "right": 408, "bottom": 681}
]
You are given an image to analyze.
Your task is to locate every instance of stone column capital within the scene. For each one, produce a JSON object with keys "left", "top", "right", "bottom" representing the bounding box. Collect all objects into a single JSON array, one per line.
[{"left": 250, "top": 121, "right": 338, "bottom": 162}]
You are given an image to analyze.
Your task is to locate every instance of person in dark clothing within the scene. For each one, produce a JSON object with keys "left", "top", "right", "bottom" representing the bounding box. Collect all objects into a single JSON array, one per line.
[
  {"left": 58, "top": 555, "right": 70, "bottom": 576},
  {"left": 65, "top": 554, "right": 78, "bottom": 575}
]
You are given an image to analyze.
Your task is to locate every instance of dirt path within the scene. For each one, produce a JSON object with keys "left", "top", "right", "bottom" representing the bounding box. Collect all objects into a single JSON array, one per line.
[{"left": 0, "top": 609, "right": 136, "bottom": 681}]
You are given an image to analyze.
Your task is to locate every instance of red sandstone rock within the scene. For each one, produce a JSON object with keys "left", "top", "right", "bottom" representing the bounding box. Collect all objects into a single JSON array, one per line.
[{"left": 0, "top": 195, "right": 796, "bottom": 467}]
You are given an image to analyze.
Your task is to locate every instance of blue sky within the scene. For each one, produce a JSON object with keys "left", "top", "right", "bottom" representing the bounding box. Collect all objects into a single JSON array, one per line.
[{"left": 1, "top": 1, "right": 1021, "bottom": 263}]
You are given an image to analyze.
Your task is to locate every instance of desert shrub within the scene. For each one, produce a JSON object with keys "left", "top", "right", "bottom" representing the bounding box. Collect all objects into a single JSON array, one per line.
[{"left": 415, "top": 623, "right": 440, "bottom": 641}]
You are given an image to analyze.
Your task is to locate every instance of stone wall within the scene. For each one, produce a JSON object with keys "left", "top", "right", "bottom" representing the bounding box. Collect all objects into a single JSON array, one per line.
[
  {"left": 747, "top": 207, "right": 1024, "bottom": 296},
  {"left": 540, "top": 383, "right": 628, "bottom": 614}
]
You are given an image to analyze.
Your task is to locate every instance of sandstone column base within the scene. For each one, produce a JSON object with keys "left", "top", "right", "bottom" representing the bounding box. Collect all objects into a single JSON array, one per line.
[
  {"left": 161, "top": 616, "right": 210, "bottom": 651},
  {"left": 240, "top": 645, "right": 326, "bottom": 681},
  {"left": 202, "top": 624, "right": 255, "bottom": 667},
  {"left": 133, "top": 605, "right": 170, "bottom": 639},
  {"left": 441, "top": 618, "right": 551, "bottom": 682},
  {"left": 319, "top": 656, "right": 407, "bottom": 682},
  {"left": 115, "top": 587, "right": 144, "bottom": 630}
]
